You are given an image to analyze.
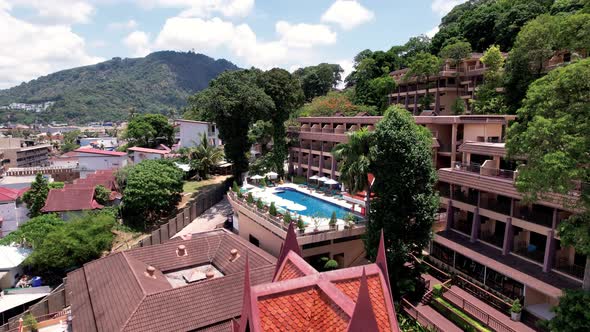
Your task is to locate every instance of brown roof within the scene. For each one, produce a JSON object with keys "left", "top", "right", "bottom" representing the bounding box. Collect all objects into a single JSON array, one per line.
[
  {"left": 66, "top": 229, "right": 276, "bottom": 332},
  {"left": 41, "top": 188, "right": 102, "bottom": 212}
]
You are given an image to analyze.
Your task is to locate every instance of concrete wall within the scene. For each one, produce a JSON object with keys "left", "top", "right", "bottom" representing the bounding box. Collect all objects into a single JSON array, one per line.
[
  {"left": 178, "top": 121, "right": 219, "bottom": 149},
  {"left": 131, "top": 152, "right": 162, "bottom": 164},
  {"left": 77, "top": 154, "right": 127, "bottom": 178},
  {"left": 0, "top": 203, "right": 29, "bottom": 238},
  {"left": 463, "top": 123, "right": 503, "bottom": 142},
  {"left": 0, "top": 266, "right": 23, "bottom": 289}
]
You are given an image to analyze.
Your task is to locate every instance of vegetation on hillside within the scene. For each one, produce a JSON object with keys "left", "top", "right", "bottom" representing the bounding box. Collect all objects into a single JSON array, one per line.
[{"left": 0, "top": 51, "right": 238, "bottom": 123}]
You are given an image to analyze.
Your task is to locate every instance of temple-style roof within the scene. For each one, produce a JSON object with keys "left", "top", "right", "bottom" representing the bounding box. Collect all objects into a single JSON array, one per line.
[{"left": 236, "top": 230, "right": 399, "bottom": 332}]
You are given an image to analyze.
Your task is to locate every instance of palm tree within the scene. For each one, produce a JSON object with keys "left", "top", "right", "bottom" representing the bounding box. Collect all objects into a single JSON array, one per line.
[
  {"left": 189, "top": 134, "right": 224, "bottom": 179},
  {"left": 333, "top": 128, "right": 374, "bottom": 214}
]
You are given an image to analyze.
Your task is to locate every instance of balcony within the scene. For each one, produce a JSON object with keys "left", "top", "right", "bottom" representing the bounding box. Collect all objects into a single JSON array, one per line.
[
  {"left": 513, "top": 203, "right": 553, "bottom": 228},
  {"left": 454, "top": 162, "right": 515, "bottom": 181}
]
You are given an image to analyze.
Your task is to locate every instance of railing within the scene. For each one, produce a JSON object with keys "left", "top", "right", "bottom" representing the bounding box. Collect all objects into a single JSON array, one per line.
[
  {"left": 442, "top": 286, "right": 516, "bottom": 332},
  {"left": 513, "top": 206, "right": 553, "bottom": 227},
  {"left": 556, "top": 258, "right": 585, "bottom": 280},
  {"left": 421, "top": 257, "right": 451, "bottom": 282},
  {"left": 401, "top": 298, "right": 444, "bottom": 332},
  {"left": 453, "top": 162, "right": 515, "bottom": 180},
  {"left": 479, "top": 198, "right": 511, "bottom": 215},
  {"left": 453, "top": 275, "right": 512, "bottom": 315}
]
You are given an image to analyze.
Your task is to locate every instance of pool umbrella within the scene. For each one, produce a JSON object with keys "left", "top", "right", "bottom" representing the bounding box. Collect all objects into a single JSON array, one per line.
[
  {"left": 250, "top": 175, "right": 264, "bottom": 180},
  {"left": 266, "top": 171, "right": 278, "bottom": 179},
  {"left": 318, "top": 176, "right": 329, "bottom": 182}
]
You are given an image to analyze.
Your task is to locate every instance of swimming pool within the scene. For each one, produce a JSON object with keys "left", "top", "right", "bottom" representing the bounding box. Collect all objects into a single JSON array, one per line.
[{"left": 273, "top": 188, "right": 351, "bottom": 219}]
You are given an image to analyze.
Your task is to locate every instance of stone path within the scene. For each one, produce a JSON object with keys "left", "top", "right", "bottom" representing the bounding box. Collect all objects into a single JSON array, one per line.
[{"left": 173, "top": 197, "right": 232, "bottom": 238}]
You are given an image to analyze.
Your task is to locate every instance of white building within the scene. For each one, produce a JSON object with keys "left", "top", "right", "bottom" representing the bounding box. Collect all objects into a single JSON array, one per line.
[
  {"left": 128, "top": 147, "right": 171, "bottom": 164},
  {"left": 0, "top": 245, "right": 32, "bottom": 289},
  {"left": 75, "top": 148, "right": 127, "bottom": 178},
  {"left": 0, "top": 188, "right": 29, "bottom": 238},
  {"left": 175, "top": 119, "right": 220, "bottom": 149}
]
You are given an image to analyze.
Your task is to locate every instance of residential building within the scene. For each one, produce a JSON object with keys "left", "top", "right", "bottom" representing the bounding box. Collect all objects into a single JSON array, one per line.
[
  {"left": 175, "top": 119, "right": 220, "bottom": 149},
  {"left": 0, "top": 138, "right": 50, "bottom": 168},
  {"left": 42, "top": 188, "right": 103, "bottom": 219},
  {"left": 128, "top": 146, "right": 171, "bottom": 163},
  {"left": 74, "top": 148, "right": 127, "bottom": 178},
  {"left": 50, "top": 151, "right": 79, "bottom": 168},
  {"left": 286, "top": 114, "right": 585, "bottom": 325},
  {"left": 65, "top": 229, "right": 277, "bottom": 332},
  {"left": 0, "top": 245, "right": 32, "bottom": 289},
  {"left": 79, "top": 137, "right": 118, "bottom": 151},
  {"left": 0, "top": 187, "right": 29, "bottom": 238}
]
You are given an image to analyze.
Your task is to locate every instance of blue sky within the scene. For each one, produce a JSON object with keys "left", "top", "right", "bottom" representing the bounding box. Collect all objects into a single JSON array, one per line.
[{"left": 0, "top": 0, "right": 466, "bottom": 89}]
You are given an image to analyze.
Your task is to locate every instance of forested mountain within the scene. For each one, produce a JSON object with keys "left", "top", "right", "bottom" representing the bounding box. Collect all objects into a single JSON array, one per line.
[{"left": 0, "top": 51, "right": 239, "bottom": 124}]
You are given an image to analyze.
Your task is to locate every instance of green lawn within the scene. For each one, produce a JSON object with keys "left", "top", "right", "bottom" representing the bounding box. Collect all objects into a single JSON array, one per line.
[{"left": 182, "top": 176, "right": 229, "bottom": 193}]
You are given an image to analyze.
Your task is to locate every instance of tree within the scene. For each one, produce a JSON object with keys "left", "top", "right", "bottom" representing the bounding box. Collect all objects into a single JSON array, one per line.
[
  {"left": 365, "top": 106, "right": 438, "bottom": 297},
  {"left": 26, "top": 212, "right": 115, "bottom": 284},
  {"left": 22, "top": 173, "right": 49, "bottom": 217},
  {"left": 548, "top": 290, "right": 590, "bottom": 332},
  {"left": 125, "top": 114, "right": 174, "bottom": 148},
  {"left": 121, "top": 159, "right": 184, "bottom": 230},
  {"left": 188, "top": 134, "right": 224, "bottom": 179},
  {"left": 0, "top": 214, "right": 64, "bottom": 248},
  {"left": 473, "top": 44, "right": 508, "bottom": 114},
  {"left": 293, "top": 63, "right": 343, "bottom": 101},
  {"left": 439, "top": 38, "right": 472, "bottom": 101},
  {"left": 188, "top": 70, "right": 274, "bottom": 182},
  {"left": 257, "top": 68, "right": 304, "bottom": 177},
  {"left": 94, "top": 185, "right": 111, "bottom": 205},
  {"left": 61, "top": 130, "right": 80, "bottom": 152},
  {"left": 333, "top": 128, "right": 375, "bottom": 213},
  {"left": 297, "top": 91, "right": 377, "bottom": 117},
  {"left": 507, "top": 58, "right": 590, "bottom": 288},
  {"left": 405, "top": 52, "right": 442, "bottom": 112}
]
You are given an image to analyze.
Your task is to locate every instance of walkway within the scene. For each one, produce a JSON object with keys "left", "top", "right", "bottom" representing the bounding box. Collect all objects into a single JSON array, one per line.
[
  {"left": 173, "top": 197, "right": 232, "bottom": 238},
  {"left": 447, "top": 285, "right": 535, "bottom": 332},
  {"left": 413, "top": 304, "right": 463, "bottom": 332}
]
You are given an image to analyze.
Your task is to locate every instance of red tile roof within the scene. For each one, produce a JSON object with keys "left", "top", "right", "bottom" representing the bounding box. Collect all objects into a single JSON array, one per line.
[
  {"left": 237, "top": 231, "right": 400, "bottom": 332},
  {"left": 42, "top": 188, "right": 103, "bottom": 212},
  {"left": 0, "top": 187, "right": 26, "bottom": 202},
  {"left": 75, "top": 148, "right": 127, "bottom": 156}
]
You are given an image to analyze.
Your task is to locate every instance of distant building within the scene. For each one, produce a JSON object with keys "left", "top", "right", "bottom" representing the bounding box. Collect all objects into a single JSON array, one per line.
[
  {"left": 175, "top": 119, "right": 220, "bottom": 149},
  {"left": 50, "top": 151, "right": 79, "bottom": 168},
  {"left": 0, "top": 138, "right": 50, "bottom": 168},
  {"left": 0, "top": 187, "right": 29, "bottom": 238},
  {"left": 42, "top": 187, "right": 102, "bottom": 219},
  {"left": 75, "top": 148, "right": 127, "bottom": 178},
  {"left": 79, "top": 137, "right": 118, "bottom": 151},
  {"left": 128, "top": 146, "right": 171, "bottom": 164}
]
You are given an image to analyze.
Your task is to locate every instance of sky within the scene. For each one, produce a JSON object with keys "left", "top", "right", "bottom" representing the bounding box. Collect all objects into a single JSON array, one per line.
[{"left": 0, "top": 0, "right": 467, "bottom": 89}]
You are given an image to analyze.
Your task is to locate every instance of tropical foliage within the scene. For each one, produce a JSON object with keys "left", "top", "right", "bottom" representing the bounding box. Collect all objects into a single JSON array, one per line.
[
  {"left": 292, "top": 63, "right": 343, "bottom": 101},
  {"left": 125, "top": 113, "right": 174, "bottom": 148},
  {"left": 187, "top": 134, "right": 224, "bottom": 179},
  {"left": 22, "top": 173, "right": 49, "bottom": 217}
]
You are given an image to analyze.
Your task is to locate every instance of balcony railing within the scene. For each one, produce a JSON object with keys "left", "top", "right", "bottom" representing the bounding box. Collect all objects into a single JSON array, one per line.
[
  {"left": 513, "top": 206, "right": 553, "bottom": 227},
  {"left": 556, "top": 258, "right": 585, "bottom": 280},
  {"left": 479, "top": 198, "right": 511, "bottom": 215},
  {"left": 453, "top": 162, "right": 515, "bottom": 180}
]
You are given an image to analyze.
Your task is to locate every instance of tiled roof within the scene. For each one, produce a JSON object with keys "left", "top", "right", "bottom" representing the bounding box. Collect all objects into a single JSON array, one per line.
[
  {"left": 42, "top": 188, "right": 102, "bottom": 212},
  {"left": 237, "top": 232, "right": 400, "bottom": 332},
  {"left": 0, "top": 187, "right": 25, "bottom": 202},
  {"left": 66, "top": 229, "right": 276, "bottom": 332},
  {"left": 75, "top": 148, "right": 127, "bottom": 156}
]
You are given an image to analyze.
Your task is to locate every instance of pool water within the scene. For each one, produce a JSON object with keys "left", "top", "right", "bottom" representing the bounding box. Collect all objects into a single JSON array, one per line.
[{"left": 273, "top": 188, "right": 351, "bottom": 219}]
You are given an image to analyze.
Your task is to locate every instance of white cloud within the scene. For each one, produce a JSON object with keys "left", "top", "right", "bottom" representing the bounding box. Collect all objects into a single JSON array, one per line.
[
  {"left": 275, "top": 21, "right": 336, "bottom": 48},
  {"left": 0, "top": 6, "right": 102, "bottom": 89},
  {"left": 11, "top": 0, "right": 94, "bottom": 24},
  {"left": 431, "top": 0, "right": 467, "bottom": 16},
  {"left": 321, "top": 0, "right": 374, "bottom": 30},
  {"left": 108, "top": 19, "right": 138, "bottom": 30},
  {"left": 139, "top": 0, "right": 254, "bottom": 18},
  {"left": 124, "top": 30, "right": 151, "bottom": 57},
  {"left": 426, "top": 26, "right": 439, "bottom": 38}
]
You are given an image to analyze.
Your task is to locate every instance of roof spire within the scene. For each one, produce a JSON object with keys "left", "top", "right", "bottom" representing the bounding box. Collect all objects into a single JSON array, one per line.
[
  {"left": 375, "top": 229, "right": 391, "bottom": 293},
  {"left": 347, "top": 268, "right": 380, "bottom": 332},
  {"left": 237, "top": 254, "right": 254, "bottom": 332},
  {"left": 273, "top": 222, "right": 302, "bottom": 278}
]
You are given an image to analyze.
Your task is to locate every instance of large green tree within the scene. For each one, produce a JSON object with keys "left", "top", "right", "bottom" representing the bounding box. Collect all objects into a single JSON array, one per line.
[
  {"left": 121, "top": 159, "right": 184, "bottom": 230},
  {"left": 0, "top": 214, "right": 64, "bottom": 248},
  {"left": 333, "top": 128, "right": 375, "bottom": 213},
  {"left": 22, "top": 173, "right": 49, "bottom": 217},
  {"left": 507, "top": 58, "right": 590, "bottom": 288},
  {"left": 125, "top": 113, "right": 174, "bottom": 148},
  {"left": 473, "top": 44, "right": 508, "bottom": 114},
  {"left": 405, "top": 52, "right": 442, "bottom": 113},
  {"left": 365, "top": 106, "right": 438, "bottom": 296},
  {"left": 439, "top": 38, "right": 472, "bottom": 107},
  {"left": 293, "top": 63, "right": 343, "bottom": 101},
  {"left": 188, "top": 134, "right": 225, "bottom": 179},
  {"left": 27, "top": 212, "right": 115, "bottom": 284},
  {"left": 256, "top": 68, "right": 304, "bottom": 177},
  {"left": 548, "top": 289, "right": 590, "bottom": 332},
  {"left": 187, "top": 70, "right": 274, "bottom": 181}
]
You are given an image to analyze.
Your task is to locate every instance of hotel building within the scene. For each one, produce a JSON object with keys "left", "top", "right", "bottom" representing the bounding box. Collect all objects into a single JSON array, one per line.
[{"left": 284, "top": 113, "right": 585, "bottom": 324}]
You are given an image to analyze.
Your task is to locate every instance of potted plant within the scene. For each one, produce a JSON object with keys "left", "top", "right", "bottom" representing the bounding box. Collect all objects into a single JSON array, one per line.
[
  {"left": 256, "top": 198, "right": 264, "bottom": 211},
  {"left": 344, "top": 213, "right": 356, "bottom": 229},
  {"left": 232, "top": 181, "right": 239, "bottom": 193},
  {"left": 312, "top": 216, "right": 321, "bottom": 232},
  {"left": 237, "top": 190, "right": 244, "bottom": 199},
  {"left": 246, "top": 192, "right": 254, "bottom": 205},
  {"left": 22, "top": 313, "right": 38, "bottom": 332},
  {"left": 269, "top": 202, "right": 277, "bottom": 216},
  {"left": 297, "top": 216, "right": 306, "bottom": 233},
  {"left": 283, "top": 212, "right": 292, "bottom": 225},
  {"left": 329, "top": 211, "right": 337, "bottom": 230},
  {"left": 511, "top": 299, "right": 522, "bottom": 321},
  {"left": 260, "top": 177, "right": 267, "bottom": 187}
]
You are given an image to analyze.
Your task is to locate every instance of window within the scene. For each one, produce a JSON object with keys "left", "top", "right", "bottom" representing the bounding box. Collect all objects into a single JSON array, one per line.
[{"left": 249, "top": 235, "right": 259, "bottom": 247}]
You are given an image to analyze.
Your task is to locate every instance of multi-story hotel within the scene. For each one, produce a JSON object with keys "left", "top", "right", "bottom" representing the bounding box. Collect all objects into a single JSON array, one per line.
[{"left": 284, "top": 113, "right": 585, "bottom": 325}]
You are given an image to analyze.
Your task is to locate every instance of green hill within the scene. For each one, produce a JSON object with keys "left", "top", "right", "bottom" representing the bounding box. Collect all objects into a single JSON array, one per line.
[{"left": 0, "top": 51, "right": 239, "bottom": 124}]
